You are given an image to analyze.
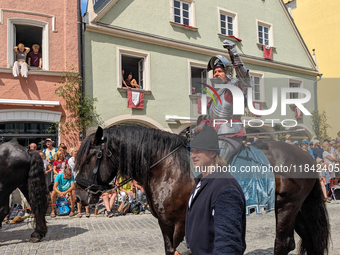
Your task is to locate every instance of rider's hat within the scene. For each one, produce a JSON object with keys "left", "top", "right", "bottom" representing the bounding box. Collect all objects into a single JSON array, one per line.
[
  {"left": 285, "top": 134, "right": 291, "bottom": 140},
  {"left": 187, "top": 126, "right": 220, "bottom": 154}
]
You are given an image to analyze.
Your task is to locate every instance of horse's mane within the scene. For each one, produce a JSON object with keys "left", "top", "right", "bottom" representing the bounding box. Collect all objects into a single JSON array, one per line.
[{"left": 76, "top": 125, "right": 190, "bottom": 185}]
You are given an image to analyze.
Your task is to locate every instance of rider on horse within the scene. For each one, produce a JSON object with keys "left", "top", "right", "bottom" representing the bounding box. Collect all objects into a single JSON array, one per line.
[{"left": 195, "top": 39, "right": 253, "bottom": 162}]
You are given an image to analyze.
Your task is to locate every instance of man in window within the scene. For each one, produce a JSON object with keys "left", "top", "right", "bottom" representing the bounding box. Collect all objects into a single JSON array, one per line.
[
  {"left": 28, "top": 44, "right": 42, "bottom": 69},
  {"left": 194, "top": 39, "right": 253, "bottom": 161}
]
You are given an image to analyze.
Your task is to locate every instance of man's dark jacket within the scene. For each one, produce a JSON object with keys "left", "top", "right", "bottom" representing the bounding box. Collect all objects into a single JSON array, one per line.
[{"left": 185, "top": 171, "right": 246, "bottom": 255}]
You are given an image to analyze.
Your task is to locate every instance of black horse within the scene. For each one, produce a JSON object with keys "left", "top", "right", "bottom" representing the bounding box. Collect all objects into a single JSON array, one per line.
[
  {"left": 75, "top": 126, "right": 329, "bottom": 255},
  {"left": 0, "top": 142, "right": 48, "bottom": 243}
]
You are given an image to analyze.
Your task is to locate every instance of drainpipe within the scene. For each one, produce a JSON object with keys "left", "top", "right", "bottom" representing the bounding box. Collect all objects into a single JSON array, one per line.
[
  {"left": 77, "top": 0, "right": 85, "bottom": 141},
  {"left": 313, "top": 73, "right": 322, "bottom": 112}
]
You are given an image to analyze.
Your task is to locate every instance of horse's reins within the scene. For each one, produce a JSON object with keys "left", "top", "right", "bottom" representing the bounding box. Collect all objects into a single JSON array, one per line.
[
  {"left": 76, "top": 136, "right": 185, "bottom": 195},
  {"left": 149, "top": 143, "right": 184, "bottom": 169}
]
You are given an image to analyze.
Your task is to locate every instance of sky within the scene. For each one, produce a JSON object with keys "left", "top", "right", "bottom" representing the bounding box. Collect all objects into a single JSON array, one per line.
[{"left": 81, "top": 0, "right": 87, "bottom": 15}]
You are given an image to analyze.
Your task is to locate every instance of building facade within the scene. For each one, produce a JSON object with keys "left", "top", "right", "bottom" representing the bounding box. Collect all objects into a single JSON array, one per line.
[
  {"left": 285, "top": 0, "right": 340, "bottom": 139},
  {"left": 0, "top": 1, "right": 80, "bottom": 149},
  {"left": 84, "top": 0, "right": 319, "bottom": 141}
]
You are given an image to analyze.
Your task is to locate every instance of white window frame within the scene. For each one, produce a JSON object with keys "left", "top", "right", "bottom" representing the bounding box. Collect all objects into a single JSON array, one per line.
[
  {"left": 188, "top": 60, "right": 208, "bottom": 96},
  {"left": 117, "top": 47, "right": 150, "bottom": 91},
  {"left": 7, "top": 18, "right": 49, "bottom": 70},
  {"left": 288, "top": 79, "right": 303, "bottom": 99},
  {"left": 249, "top": 71, "right": 265, "bottom": 102},
  {"left": 218, "top": 8, "right": 238, "bottom": 38},
  {"left": 170, "top": 0, "right": 196, "bottom": 27},
  {"left": 256, "top": 20, "right": 274, "bottom": 47}
]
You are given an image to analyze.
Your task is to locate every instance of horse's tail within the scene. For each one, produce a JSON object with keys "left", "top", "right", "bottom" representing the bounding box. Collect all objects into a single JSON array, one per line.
[
  {"left": 27, "top": 150, "right": 48, "bottom": 241},
  {"left": 295, "top": 179, "right": 330, "bottom": 255}
]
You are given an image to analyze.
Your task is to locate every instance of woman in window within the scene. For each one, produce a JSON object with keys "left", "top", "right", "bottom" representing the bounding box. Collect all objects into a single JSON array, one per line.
[
  {"left": 125, "top": 72, "right": 139, "bottom": 88},
  {"left": 13, "top": 43, "right": 30, "bottom": 78}
]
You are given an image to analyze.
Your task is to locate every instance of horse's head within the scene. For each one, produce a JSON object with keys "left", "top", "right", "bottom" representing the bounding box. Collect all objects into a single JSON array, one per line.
[{"left": 75, "top": 126, "right": 118, "bottom": 206}]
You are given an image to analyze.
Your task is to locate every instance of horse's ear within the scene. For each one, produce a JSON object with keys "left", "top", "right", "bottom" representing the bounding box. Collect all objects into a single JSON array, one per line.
[{"left": 91, "top": 126, "right": 103, "bottom": 146}]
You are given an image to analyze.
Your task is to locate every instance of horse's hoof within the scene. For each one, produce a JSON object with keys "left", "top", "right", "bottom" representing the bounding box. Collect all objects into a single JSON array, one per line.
[{"left": 29, "top": 237, "right": 41, "bottom": 243}]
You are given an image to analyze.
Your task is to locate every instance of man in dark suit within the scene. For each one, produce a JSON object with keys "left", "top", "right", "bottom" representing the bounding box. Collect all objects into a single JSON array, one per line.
[{"left": 186, "top": 126, "right": 246, "bottom": 255}]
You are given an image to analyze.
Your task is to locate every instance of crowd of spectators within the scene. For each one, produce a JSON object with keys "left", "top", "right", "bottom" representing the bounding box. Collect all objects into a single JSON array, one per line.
[
  {"left": 23, "top": 138, "right": 147, "bottom": 218},
  {"left": 285, "top": 135, "right": 340, "bottom": 203}
]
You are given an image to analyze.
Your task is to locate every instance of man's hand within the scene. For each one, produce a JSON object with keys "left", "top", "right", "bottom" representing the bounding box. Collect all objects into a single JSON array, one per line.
[{"left": 223, "top": 39, "right": 236, "bottom": 50}]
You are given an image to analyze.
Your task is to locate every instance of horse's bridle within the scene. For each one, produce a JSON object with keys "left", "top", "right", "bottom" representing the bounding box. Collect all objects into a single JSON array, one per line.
[
  {"left": 75, "top": 137, "right": 117, "bottom": 196},
  {"left": 76, "top": 136, "right": 185, "bottom": 197}
]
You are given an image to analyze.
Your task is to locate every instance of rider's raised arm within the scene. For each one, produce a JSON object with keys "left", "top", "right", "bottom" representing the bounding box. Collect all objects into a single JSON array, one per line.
[{"left": 223, "top": 39, "right": 253, "bottom": 92}]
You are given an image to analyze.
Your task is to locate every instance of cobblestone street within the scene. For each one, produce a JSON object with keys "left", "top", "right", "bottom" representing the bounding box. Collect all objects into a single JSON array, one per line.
[{"left": 1, "top": 202, "right": 339, "bottom": 255}]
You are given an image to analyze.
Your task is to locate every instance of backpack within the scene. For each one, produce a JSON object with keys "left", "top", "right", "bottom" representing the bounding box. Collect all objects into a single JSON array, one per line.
[
  {"left": 8, "top": 203, "right": 25, "bottom": 220},
  {"left": 55, "top": 198, "right": 70, "bottom": 216},
  {"left": 130, "top": 201, "right": 143, "bottom": 215},
  {"left": 117, "top": 201, "right": 131, "bottom": 216}
]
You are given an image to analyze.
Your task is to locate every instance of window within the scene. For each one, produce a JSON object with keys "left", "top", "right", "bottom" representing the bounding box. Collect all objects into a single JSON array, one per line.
[
  {"left": 289, "top": 80, "right": 301, "bottom": 99},
  {"left": 220, "top": 14, "right": 233, "bottom": 36},
  {"left": 122, "top": 56, "right": 144, "bottom": 89},
  {"left": 117, "top": 47, "right": 150, "bottom": 90},
  {"left": 218, "top": 8, "right": 238, "bottom": 37},
  {"left": 173, "top": 0, "right": 191, "bottom": 25},
  {"left": 7, "top": 18, "right": 49, "bottom": 70},
  {"left": 257, "top": 20, "right": 273, "bottom": 46},
  {"left": 190, "top": 65, "right": 207, "bottom": 95},
  {"left": 250, "top": 73, "right": 264, "bottom": 102},
  {"left": 258, "top": 25, "right": 269, "bottom": 45}
]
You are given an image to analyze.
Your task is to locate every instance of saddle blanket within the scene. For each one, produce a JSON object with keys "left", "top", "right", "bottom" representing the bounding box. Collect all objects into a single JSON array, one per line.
[{"left": 229, "top": 144, "right": 275, "bottom": 216}]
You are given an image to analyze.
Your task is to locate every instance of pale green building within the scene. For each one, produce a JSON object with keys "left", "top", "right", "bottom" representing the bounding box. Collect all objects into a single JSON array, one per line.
[{"left": 83, "top": 0, "right": 319, "bottom": 141}]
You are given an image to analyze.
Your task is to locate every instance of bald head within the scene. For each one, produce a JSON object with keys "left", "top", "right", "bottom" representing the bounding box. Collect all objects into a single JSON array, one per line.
[{"left": 29, "top": 143, "right": 37, "bottom": 150}]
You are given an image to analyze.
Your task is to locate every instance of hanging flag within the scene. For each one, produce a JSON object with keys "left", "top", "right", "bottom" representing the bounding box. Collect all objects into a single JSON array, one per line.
[
  {"left": 228, "top": 35, "right": 242, "bottom": 42},
  {"left": 127, "top": 90, "right": 144, "bottom": 109},
  {"left": 294, "top": 106, "right": 303, "bottom": 119},
  {"left": 253, "top": 102, "right": 262, "bottom": 117},
  {"left": 263, "top": 45, "right": 273, "bottom": 60}
]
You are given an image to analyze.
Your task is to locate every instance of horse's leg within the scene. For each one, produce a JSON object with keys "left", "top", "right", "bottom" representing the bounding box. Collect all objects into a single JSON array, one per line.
[
  {"left": 173, "top": 221, "right": 186, "bottom": 252},
  {"left": 0, "top": 195, "right": 10, "bottom": 229},
  {"left": 158, "top": 220, "right": 175, "bottom": 255}
]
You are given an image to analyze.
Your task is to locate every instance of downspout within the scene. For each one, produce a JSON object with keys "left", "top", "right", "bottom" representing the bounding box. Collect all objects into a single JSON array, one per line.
[
  {"left": 313, "top": 73, "right": 322, "bottom": 112},
  {"left": 77, "top": 0, "right": 85, "bottom": 141},
  {"left": 312, "top": 49, "right": 322, "bottom": 112}
]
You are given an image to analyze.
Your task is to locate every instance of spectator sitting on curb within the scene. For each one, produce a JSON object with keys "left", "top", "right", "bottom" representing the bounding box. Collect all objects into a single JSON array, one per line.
[{"left": 50, "top": 167, "right": 75, "bottom": 218}]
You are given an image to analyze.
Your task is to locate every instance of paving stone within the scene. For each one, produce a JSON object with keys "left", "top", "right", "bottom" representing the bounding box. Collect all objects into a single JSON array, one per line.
[{"left": 1, "top": 202, "right": 340, "bottom": 254}]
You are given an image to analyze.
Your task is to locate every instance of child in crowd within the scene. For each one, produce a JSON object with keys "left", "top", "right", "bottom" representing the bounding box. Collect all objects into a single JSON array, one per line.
[
  {"left": 39, "top": 151, "right": 53, "bottom": 189},
  {"left": 317, "top": 158, "right": 331, "bottom": 203},
  {"left": 53, "top": 150, "right": 68, "bottom": 178},
  {"left": 28, "top": 44, "right": 42, "bottom": 68},
  {"left": 13, "top": 43, "right": 30, "bottom": 78}
]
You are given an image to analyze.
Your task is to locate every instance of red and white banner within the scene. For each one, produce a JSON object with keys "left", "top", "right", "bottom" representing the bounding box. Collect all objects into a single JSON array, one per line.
[
  {"left": 253, "top": 102, "right": 262, "bottom": 117},
  {"left": 294, "top": 106, "right": 303, "bottom": 119},
  {"left": 127, "top": 90, "right": 144, "bottom": 109},
  {"left": 263, "top": 45, "right": 273, "bottom": 60}
]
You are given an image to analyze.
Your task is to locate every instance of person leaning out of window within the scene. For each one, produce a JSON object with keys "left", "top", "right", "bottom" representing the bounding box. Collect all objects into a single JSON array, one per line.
[{"left": 13, "top": 43, "right": 30, "bottom": 78}]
